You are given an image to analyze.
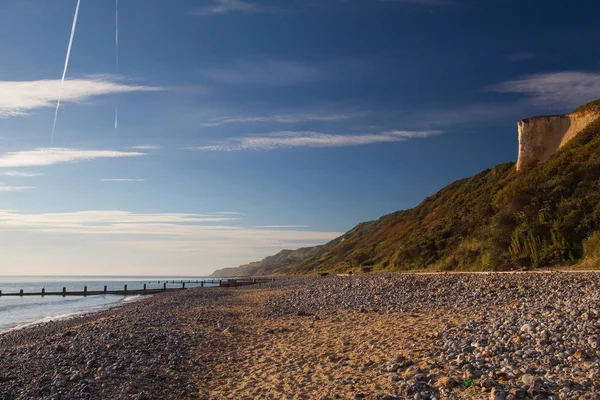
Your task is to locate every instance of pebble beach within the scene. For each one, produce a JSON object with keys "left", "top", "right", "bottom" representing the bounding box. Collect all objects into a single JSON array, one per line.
[{"left": 1, "top": 272, "right": 599, "bottom": 399}]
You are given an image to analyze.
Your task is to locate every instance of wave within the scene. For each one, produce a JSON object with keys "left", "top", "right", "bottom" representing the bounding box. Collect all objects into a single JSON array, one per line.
[
  {"left": 0, "top": 293, "right": 150, "bottom": 334},
  {"left": 122, "top": 294, "right": 150, "bottom": 303}
]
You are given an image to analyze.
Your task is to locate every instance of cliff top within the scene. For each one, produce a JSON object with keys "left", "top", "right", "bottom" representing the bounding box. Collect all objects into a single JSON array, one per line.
[
  {"left": 520, "top": 99, "right": 600, "bottom": 123},
  {"left": 573, "top": 99, "right": 600, "bottom": 114}
]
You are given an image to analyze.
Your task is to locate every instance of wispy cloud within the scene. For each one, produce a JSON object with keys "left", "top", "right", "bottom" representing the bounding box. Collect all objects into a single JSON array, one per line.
[
  {"left": 199, "top": 60, "right": 321, "bottom": 86},
  {"left": 0, "top": 171, "right": 43, "bottom": 177},
  {"left": 190, "top": 129, "right": 442, "bottom": 151},
  {"left": 0, "top": 184, "right": 34, "bottom": 192},
  {"left": 130, "top": 145, "right": 160, "bottom": 150},
  {"left": 202, "top": 112, "right": 363, "bottom": 127},
  {"left": 256, "top": 225, "right": 310, "bottom": 229},
  {"left": 489, "top": 71, "right": 600, "bottom": 108},
  {"left": 0, "top": 209, "right": 340, "bottom": 252},
  {"left": 190, "top": 0, "right": 278, "bottom": 16},
  {"left": 101, "top": 178, "right": 145, "bottom": 183},
  {"left": 0, "top": 210, "right": 239, "bottom": 229},
  {"left": 0, "top": 148, "right": 144, "bottom": 168},
  {"left": 0, "top": 78, "right": 161, "bottom": 118}
]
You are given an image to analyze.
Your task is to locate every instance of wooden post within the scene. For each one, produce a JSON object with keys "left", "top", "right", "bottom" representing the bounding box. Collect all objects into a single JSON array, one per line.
[
  {"left": 104, "top": 285, "right": 107, "bottom": 293},
  {"left": 0, "top": 290, "right": 2, "bottom": 296},
  {"left": 219, "top": 280, "right": 222, "bottom": 287},
  {"left": 63, "top": 287, "right": 66, "bottom": 296},
  {"left": 41, "top": 288, "right": 46, "bottom": 295},
  {"left": 163, "top": 282, "right": 167, "bottom": 291},
  {"left": 201, "top": 281, "right": 204, "bottom": 287},
  {"left": 20, "top": 289, "right": 23, "bottom": 296},
  {"left": 124, "top": 284, "right": 128, "bottom": 293},
  {"left": 84, "top": 286, "right": 87, "bottom": 295},
  {"left": 182, "top": 282, "right": 186, "bottom": 289},
  {"left": 143, "top": 283, "right": 147, "bottom": 292}
]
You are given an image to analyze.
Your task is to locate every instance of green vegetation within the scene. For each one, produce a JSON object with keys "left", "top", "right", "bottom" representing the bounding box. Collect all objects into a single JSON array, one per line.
[
  {"left": 219, "top": 106, "right": 600, "bottom": 276},
  {"left": 573, "top": 99, "right": 600, "bottom": 114},
  {"left": 583, "top": 231, "right": 600, "bottom": 268}
]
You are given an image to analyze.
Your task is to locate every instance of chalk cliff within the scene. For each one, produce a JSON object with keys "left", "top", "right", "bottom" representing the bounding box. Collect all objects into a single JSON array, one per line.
[{"left": 516, "top": 101, "right": 600, "bottom": 170}]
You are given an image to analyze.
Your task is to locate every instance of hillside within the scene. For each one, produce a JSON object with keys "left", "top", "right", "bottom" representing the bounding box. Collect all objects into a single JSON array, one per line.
[
  {"left": 212, "top": 246, "right": 323, "bottom": 276},
  {"left": 216, "top": 101, "right": 600, "bottom": 276}
]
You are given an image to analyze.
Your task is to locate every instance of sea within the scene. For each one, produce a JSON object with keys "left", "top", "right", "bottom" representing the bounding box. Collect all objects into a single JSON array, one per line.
[{"left": 0, "top": 276, "right": 219, "bottom": 333}]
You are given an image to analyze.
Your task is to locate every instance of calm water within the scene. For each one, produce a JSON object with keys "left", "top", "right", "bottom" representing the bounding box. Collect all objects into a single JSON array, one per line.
[{"left": 0, "top": 276, "right": 217, "bottom": 333}]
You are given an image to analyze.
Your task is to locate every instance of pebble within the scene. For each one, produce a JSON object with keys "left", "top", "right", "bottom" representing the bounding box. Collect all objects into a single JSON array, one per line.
[{"left": 267, "top": 272, "right": 600, "bottom": 398}]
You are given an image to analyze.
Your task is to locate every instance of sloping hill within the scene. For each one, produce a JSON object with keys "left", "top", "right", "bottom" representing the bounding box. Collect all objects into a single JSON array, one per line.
[
  {"left": 217, "top": 102, "right": 600, "bottom": 276},
  {"left": 211, "top": 246, "right": 323, "bottom": 276}
]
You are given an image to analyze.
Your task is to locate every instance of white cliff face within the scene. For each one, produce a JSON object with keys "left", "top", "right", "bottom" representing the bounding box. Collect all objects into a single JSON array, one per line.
[{"left": 516, "top": 110, "right": 599, "bottom": 171}]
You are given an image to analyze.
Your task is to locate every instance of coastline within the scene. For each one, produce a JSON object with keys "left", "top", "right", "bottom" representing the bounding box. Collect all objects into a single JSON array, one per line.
[
  {"left": 1, "top": 273, "right": 599, "bottom": 399},
  {"left": 0, "top": 294, "right": 150, "bottom": 335}
]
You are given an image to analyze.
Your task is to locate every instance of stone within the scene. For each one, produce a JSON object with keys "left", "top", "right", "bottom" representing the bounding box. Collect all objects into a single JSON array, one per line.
[
  {"left": 490, "top": 387, "right": 507, "bottom": 400},
  {"left": 437, "top": 377, "right": 456, "bottom": 389},
  {"left": 522, "top": 374, "right": 535, "bottom": 386}
]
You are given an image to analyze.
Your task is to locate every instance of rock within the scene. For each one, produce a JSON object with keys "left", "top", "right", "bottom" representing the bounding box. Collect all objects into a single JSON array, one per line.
[
  {"left": 522, "top": 374, "right": 535, "bottom": 386},
  {"left": 481, "top": 379, "right": 496, "bottom": 388},
  {"left": 464, "top": 368, "right": 478, "bottom": 381},
  {"left": 520, "top": 324, "right": 535, "bottom": 336},
  {"left": 490, "top": 387, "right": 507, "bottom": 400},
  {"left": 437, "top": 376, "right": 456, "bottom": 389}
]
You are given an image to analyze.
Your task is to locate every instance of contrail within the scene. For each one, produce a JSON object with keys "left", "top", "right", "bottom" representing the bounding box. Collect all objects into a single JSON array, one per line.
[
  {"left": 51, "top": 0, "right": 81, "bottom": 148},
  {"left": 115, "top": 0, "right": 119, "bottom": 129}
]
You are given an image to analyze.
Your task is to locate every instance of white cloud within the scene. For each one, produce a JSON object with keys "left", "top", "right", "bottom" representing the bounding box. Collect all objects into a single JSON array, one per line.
[
  {"left": 489, "top": 71, "right": 600, "bottom": 108},
  {"left": 202, "top": 112, "right": 362, "bottom": 127},
  {"left": 0, "top": 148, "right": 144, "bottom": 168},
  {"left": 0, "top": 185, "right": 34, "bottom": 192},
  {"left": 190, "top": 0, "right": 277, "bottom": 16},
  {"left": 256, "top": 225, "right": 310, "bottom": 229},
  {"left": 0, "top": 209, "right": 341, "bottom": 252},
  {"left": 0, "top": 78, "right": 161, "bottom": 118},
  {"left": 0, "top": 210, "right": 239, "bottom": 230},
  {"left": 0, "top": 171, "right": 43, "bottom": 177},
  {"left": 200, "top": 60, "right": 321, "bottom": 86},
  {"left": 130, "top": 145, "right": 160, "bottom": 150},
  {"left": 101, "top": 178, "right": 145, "bottom": 182},
  {"left": 190, "top": 129, "right": 443, "bottom": 151}
]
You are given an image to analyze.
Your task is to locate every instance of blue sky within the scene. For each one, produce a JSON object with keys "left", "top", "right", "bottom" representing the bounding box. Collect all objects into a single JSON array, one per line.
[{"left": 0, "top": 0, "right": 599, "bottom": 275}]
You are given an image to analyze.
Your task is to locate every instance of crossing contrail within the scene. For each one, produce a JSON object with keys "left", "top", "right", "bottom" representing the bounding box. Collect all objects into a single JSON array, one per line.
[
  {"left": 51, "top": 0, "right": 81, "bottom": 148},
  {"left": 115, "top": 0, "right": 119, "bottom": 129}
]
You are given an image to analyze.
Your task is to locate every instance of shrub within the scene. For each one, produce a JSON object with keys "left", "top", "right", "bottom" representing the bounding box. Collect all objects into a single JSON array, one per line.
[{"left": 583, "top": 231, "right": 600, "bottom": 267}]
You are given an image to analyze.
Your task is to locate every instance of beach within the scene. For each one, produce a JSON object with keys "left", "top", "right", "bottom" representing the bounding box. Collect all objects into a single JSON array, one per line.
[{"left": 1, "top": 272, "right": 599, "bottom": 399}]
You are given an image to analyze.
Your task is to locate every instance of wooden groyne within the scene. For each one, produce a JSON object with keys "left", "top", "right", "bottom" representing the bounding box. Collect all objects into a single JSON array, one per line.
[{"left": 0, "top": 278, "right": 273, "bottom": 297}]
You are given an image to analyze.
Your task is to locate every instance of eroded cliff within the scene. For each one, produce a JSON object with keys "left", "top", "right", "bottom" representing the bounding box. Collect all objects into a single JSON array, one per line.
[{"left": 516, "top": 101, "right": 600, "bottom": 170}]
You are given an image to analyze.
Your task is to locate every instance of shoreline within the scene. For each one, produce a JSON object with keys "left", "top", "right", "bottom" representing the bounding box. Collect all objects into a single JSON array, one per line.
[
  {"left": 1, "top": 273, "right": 599, "bottom": 399},
  {"left": 0, "top": 293, "right": 150, "bottom": 335}
]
